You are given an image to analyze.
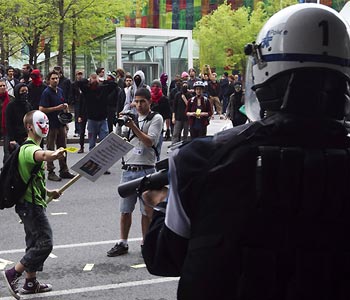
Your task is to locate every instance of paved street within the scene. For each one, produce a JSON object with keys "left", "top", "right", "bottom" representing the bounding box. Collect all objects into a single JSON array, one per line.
[{"left": 0, "top": 116, "right": 230, "bottom": 300}]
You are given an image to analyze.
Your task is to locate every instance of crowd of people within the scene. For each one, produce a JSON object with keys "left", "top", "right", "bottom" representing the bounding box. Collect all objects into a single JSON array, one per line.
[{"left": 0, "top": 64, "right": 244, "bottom": 170}]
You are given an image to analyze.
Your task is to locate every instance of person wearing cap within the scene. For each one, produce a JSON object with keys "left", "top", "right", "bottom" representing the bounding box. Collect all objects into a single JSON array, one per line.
[
  {"left": 28, "top": 69, "right": 46, "bottom": 110},
  {"left": 181, "top": 71, "right": 189, "bottom": 82}
]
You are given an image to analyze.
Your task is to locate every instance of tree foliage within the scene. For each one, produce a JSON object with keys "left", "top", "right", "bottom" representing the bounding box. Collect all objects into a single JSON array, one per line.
[
  {"left": 193, "top": 0, "right": 298, "bottom": 75},
  {"left": 0, "top": 0, "right": 135, "bottom": 71}
]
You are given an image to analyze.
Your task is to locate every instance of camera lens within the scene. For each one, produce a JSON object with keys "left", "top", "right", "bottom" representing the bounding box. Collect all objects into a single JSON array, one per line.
[{"left": 116, "top": 115, "right": 129, "bottom": 126}]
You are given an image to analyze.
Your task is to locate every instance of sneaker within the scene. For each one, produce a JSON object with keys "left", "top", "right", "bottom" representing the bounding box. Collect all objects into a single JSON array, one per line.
[
  {"left": 104, "top": 170, "right": 111, "bottom": 175},
  {"left": 107, "top": 242, "right": 128, "bottom": 257},
  {"left": 78, "top": 147, "right": 84, "bottom": 154},
  {"left": 59, "top": 171, "right": 75, "bottom": 179},
  {"left": 48, "top": 172, "right": 62, "bottom": 182},
  {"left": 20, "top": 278, "right": 52, "bottom": 295},
  {"left": 73, "top": 133, "right": 79, "bottom": 137},
  {"left": 2, "top": 269, "right": 21, "bottom": 300}
]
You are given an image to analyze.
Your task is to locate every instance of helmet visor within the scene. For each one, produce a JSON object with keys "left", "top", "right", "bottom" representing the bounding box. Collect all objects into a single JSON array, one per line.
[{"left": 244, "top": 57, "right": 261, "bottom": 122}]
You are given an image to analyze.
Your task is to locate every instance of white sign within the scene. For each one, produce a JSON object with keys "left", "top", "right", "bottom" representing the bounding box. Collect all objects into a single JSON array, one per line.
[
  {"left": 0, "top": 258, "right": 13, "bottom": 270},
  {"left": 71, "top": 133, "right": 133, "bottom": 182}
]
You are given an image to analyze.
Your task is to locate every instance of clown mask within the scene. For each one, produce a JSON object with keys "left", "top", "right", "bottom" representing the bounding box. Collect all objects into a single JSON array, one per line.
[{"left": 33, "top": 111, "right": 49, "bottom": 138}]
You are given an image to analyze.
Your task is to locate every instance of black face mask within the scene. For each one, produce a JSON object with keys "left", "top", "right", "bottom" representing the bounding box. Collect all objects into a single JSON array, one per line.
[
  {"left": 134, "top": 76, "right": 141, "bottom": 87},
  {"left": 19, "top": 93, "right": 28, "bottom": 102}
]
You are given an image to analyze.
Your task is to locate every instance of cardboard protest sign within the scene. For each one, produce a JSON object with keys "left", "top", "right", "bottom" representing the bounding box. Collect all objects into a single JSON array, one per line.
[{"left": 71, "top": 132, "right": 133, "bottom": 182}]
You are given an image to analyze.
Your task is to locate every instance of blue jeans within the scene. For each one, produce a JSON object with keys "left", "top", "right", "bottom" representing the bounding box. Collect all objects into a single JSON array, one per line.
[
  {"left": 119, "top": 168, "right": 155, "bottom": 214},
  {"left": 15, "top": 202, "right": 53, "bottom": 273},
  {"left": 87, "top": 119, "right": 109, "bottom": 150}
]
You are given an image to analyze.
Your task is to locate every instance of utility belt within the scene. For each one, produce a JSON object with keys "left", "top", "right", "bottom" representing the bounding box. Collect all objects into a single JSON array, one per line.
[{"left": 122, "top": 164, "right": 154, "bottom": 172}]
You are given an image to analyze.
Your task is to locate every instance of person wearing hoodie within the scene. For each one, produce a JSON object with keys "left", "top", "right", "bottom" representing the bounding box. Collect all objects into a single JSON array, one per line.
[
  {"left": 150, "top": 79, "right": 171, "bottom": 146},
  {"left": 122, "top": 70, "right": 150, "bottom": 115},
  {"left": 28, "top": 69, "right": 46, "bottom": 110},
  {"left": 6, "top": 83, "right": 33, "bottom": 150},
  {"left": 0, "top": 78, "right": 11, "bottom": 164},
  {"left": 160, "top": 72, "right": 168, "bottom": 96}
]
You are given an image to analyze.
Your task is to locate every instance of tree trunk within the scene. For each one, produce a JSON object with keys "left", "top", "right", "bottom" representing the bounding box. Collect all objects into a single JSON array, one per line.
[
  {"left": 57, "top": 0, "right": 64, "bottom": 67},
  {"left": 45, "top": 40, "right": 51, "bottom": 76},
  {"left": 71, "top": 12, "right": 77, "bottom": 79}
]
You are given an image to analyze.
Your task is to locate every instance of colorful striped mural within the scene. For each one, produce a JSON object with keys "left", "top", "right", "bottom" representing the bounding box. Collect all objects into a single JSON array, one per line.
[{"left": 123, "top": 0, "right": 348, "bottom": 29}]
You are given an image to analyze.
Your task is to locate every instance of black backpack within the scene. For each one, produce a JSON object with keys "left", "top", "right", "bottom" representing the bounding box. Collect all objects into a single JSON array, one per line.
[{"left": 0, "top": 140, "right": 41, "bottom": 210}]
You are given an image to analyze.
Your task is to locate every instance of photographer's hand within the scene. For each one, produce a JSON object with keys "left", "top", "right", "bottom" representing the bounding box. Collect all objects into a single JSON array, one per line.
[
  {"left": 126, "top": 119, "right": 154, "bottom": 148},
  {"left": 142, "top": 187, "right": 168, "bottom": 218}
]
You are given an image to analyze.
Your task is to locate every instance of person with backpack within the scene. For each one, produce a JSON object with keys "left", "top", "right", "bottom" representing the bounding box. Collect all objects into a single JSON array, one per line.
[
  {"left": 107, "top": 87, "right": 163, "bottom": 257},
  {"left": 186, "top": 80, "right": 213, "bottom": 139},
  {"left": 141, "top": 4, "right": 350, "bottom": 300},
  {"left": 2, "top": 110, "right": 66, "bottom": 299}
]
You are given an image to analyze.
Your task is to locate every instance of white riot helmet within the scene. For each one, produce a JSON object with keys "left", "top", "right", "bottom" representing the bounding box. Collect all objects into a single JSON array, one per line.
[
  {"left": 193, "top": 81, "right": 205, "bottom": 88},
  {"left": 245, "top": 3, "right": 350, "bottom": 121}
]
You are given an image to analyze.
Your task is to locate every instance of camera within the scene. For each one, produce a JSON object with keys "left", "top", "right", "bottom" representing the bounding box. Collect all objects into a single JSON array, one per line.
[
  {"left": 115, "top": 110, "right": 136, "bottom": 126},
  {"left": 117, "top": 141, "right": 188, "bottom": 198},
  {"left": 118, "top": 159, "right": 169, "bottom": 198}
]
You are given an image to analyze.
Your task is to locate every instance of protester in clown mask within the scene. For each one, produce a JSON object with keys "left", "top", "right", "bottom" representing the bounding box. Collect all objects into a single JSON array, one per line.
[
  {"left": 2, "top": 110, "right": 66, "bottom": 299},
  {"left": 5, "top": 83, "right": 32, "bottom": 152}
]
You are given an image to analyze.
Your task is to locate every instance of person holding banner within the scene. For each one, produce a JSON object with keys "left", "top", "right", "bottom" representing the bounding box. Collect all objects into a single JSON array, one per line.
[
  {"left": 107, "top": 87, "right": 163, "bottom": 257},
  {"left": 2, "top": 110, "right": 65, "bottom": 299}
]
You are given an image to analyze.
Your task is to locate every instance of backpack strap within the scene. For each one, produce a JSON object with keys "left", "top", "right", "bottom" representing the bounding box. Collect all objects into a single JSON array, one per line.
[
  {"left": 123, "top": 111, "right": 161, "bottom": 164},
  {"left": 21, "top": 140, "right": 42, "bottom": 204},
  {"left": 145, "top": 112, "right": 160, "bottom": 158}
]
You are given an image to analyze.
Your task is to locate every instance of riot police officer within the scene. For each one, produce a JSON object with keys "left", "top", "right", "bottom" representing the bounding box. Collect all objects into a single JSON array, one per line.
[{"left": 141, "top": 4, "right": 350, "bottom": 300}]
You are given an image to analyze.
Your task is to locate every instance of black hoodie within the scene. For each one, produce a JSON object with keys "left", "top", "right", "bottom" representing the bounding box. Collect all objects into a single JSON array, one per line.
[{"left": 5, "top": 83, "right": 32, "bottom": 144}]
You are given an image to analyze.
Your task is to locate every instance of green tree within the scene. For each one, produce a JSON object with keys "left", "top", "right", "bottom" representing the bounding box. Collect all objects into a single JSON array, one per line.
[
  {"left": 1, "top": 0, "right": 55, "bottom": 67},
  {"left": 193, "top": 0, "right": 297, "bottom": 75},
  {"left": 0, "top": 0, "right": 135, "bottom": 74}
]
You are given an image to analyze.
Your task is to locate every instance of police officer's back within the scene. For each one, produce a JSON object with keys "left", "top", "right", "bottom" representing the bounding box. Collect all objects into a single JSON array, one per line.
[{"left": 142, "top": 4, "right": 350, "bottom": 300}]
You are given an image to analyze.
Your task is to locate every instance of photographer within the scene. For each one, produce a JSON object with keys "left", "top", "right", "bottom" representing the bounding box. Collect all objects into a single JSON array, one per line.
[
  {"left": 107, "top": 87, "right": 163, "bottom": 257},
  {"left": 141, "top": 4, "right": 350, "bottom": 300}
]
